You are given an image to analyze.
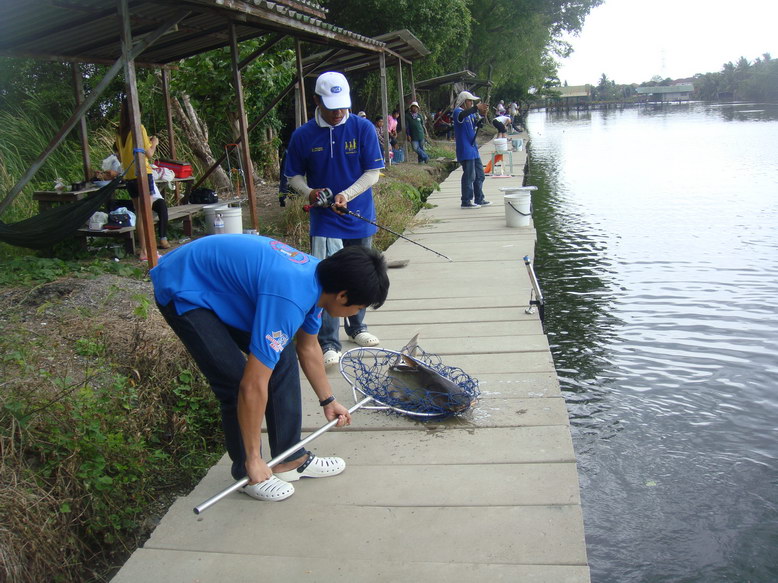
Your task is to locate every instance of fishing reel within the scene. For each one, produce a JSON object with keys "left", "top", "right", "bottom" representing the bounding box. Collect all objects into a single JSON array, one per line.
[{"left": 311, "top": 187, "right": 335, "bottom": 207}]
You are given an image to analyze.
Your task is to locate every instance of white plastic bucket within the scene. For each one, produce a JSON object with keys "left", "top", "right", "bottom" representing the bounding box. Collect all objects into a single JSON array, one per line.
[
  {"left": 501, "top": 186, "right": 537, "bottom": 228},
  {"left": 494, "top": 138, "right": 509, "bottom": 152},
  {"left": 203, "top": 204, "right": 227, "bottom": 234},
  {"left": 220, "top": 206, "right": 243, "bottom": 234},
  {"left": 204, "top": 204, "right": 243, "bottom": 234}
]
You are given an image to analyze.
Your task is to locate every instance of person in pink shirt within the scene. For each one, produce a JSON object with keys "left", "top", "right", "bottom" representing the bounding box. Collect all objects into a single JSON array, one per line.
[{"left": 387, "top": 109, "right": 399, "bottom": 148}]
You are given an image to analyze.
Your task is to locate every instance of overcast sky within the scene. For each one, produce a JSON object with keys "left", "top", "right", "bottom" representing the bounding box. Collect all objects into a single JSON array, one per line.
[{"left": 556, "top": 0, "right": 778, "bottom": 86}]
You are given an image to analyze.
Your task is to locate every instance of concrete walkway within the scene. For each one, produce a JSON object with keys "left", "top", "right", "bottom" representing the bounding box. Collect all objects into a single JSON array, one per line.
[{"left": 113, "top": 137, "right": 590, "bottom": 583}]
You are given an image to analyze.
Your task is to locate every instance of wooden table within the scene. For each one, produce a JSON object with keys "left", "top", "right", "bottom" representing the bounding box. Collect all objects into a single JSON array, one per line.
[
  {"left": 33, "top": 177, "right": 196, "bottom": 212},
  {"left": 33, "top": 188, "right": 96, "bottom": 212}
]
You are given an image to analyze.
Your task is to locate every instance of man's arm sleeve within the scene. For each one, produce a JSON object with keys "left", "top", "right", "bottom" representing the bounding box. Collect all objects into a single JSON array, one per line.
[
  {"left": 339, "top": 169, "right": 380, "bottom": 202},
  {"left": 288, "top": 174, "right": 311, "bottom": 196}
]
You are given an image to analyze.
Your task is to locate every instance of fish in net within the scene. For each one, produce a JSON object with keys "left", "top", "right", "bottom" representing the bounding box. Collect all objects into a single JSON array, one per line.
[{"left": 339, "top": 341, "right": 479, "bottom": 418}]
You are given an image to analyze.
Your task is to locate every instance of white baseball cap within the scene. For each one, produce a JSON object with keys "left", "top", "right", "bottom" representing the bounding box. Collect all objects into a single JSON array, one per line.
[
  {"left": 456, "top": 90, "right": 480, "bottom": 104},
  {"left": 409, "top": 101, "right": 420, "bottom": 108},
  {"left": 315, "top": 72, "right": 351, "bottom": 109}
]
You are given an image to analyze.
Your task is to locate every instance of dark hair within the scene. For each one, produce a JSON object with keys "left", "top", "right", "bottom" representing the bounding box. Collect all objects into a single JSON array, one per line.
[
  {"left": 316, "top": 246, "right": 389, "bottom": 309},
  {"left": 375, "top": 115, "right": 384, "bottom": 122},
  {"left": 118, "top": 97, "right": 144, "bottom": 146}
]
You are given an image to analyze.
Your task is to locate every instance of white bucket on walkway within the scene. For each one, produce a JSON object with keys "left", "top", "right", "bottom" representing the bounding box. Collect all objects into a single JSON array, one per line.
[
  {"left": 205, "top": 204, "right": 243, "bottom": 235},
  {"left": 501, "top": 186, "right": 537, "bottom": 228},
  {"left": 494, "top": 137, "right": 509, "bottom": 152}
]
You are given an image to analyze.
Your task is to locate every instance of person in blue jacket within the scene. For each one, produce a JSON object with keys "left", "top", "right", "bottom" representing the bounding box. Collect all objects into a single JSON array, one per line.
[
  {"left": 453, "top": 90, "right": 491, "bottom": 209},
  {"left": 284, "top": 71, "right": 385, "bottom": 368},
  {"left": 151, "top": 235, "right": 389, "bottom": 501}
]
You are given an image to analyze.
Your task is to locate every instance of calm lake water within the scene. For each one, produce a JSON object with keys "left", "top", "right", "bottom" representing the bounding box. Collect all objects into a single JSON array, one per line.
[{"left": 527, "top": 102, "right": 778, "bottom": 582}]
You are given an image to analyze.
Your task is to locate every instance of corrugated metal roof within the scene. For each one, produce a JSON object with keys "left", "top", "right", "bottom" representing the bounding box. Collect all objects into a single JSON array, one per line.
[
  {"left": 0, "top": 0, "right": 384, "bottom": 66},
  {"left": 415, "top": 70, "right": 492, "bottom": 90},
  {"left": 301, "top": 29, "right": 429, "bottom": 76}
]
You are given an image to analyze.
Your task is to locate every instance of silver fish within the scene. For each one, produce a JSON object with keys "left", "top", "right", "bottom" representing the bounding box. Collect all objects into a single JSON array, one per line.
[{"left": 387, "top": 334, "right": 473, "bottom": 412}]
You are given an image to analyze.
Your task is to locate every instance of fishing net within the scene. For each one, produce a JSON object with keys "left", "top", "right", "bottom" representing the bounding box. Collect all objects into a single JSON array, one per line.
[{"left": 339, "top": 346, "right": 479, "bottom": 418}]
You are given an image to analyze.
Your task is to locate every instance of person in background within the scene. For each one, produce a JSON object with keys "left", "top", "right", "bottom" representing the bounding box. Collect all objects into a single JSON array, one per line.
[
  {"left": 495, "top": 99, "right": 506, "bottom": 116},
  {"left": 357, "top": 111, "right": 367, "bottom": 118},
  {"left": 374, "top": 115, "right": 386, "bottom": 149},
  {"left": 492, "top": 114, "right": 513, "bottom": 138},
  {"left": 284, "top": 71, "right": 385, "bottom": 367},
  {"left": 433, "top": 108, "right": 454, "bottom": 140},
  {"left": 453, "top": 90, "right": 491, "bottom": 209},
  {"left": 405, "top": 101, "right": 429, "bottom": 164},
  {"left": 387, "top": 109, "right": 399, "bottom": 148},
  {"left": 151, "top": 236, "right": 389, "bottom": 501},
  {"left": 116, "top": 98, "right": 170, "bottom": 258}
]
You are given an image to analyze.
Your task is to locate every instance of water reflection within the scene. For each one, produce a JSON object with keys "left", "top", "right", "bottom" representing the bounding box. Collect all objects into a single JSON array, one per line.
[{"left": 528, "top": 102, "right": 778, "bottom": 582}]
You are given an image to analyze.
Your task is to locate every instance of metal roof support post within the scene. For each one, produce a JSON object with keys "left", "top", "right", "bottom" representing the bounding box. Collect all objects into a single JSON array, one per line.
[
  {"left": 229, "top": 21, "right": 258, "bottom": 231},
  {"left": 379, "top": 51, "right": 390, "bottom": 164},
  {"left": 295, "top": 38, "right": 308, "bottom": 124},
  {"left": 161, "top": 68, "right": 180, "bottom": 203},
  {"left": 409, "top": 65, "right": 416, "bottom": 103},
  {"left": 71, "top": 63, "right": 91, "bottom": 182},
  {"left": 118, "top": 0, "right": 157, "bottom": 267}
]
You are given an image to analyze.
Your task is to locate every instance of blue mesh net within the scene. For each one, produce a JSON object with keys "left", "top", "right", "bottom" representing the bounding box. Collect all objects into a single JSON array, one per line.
[{"left": 339, "top": 346, "right": 479, "bottom": 418}]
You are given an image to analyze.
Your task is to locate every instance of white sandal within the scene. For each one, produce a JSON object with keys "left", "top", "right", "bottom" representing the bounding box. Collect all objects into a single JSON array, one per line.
[
  {"left": 273, "top": 453, "right": 346, "bottom": 482},
  {"left": 240, "top": 476, "right": 294, "bottom": 501}
]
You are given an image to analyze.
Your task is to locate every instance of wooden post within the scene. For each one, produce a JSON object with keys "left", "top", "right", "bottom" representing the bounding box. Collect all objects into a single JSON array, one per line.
[
  {"left": 396, "top": 62, "right": 405, "bottom": 152},
  {"left": 295, "top": 38, "right": 308, "bottom": 124},
  {"left": 118, "top": 0, "right": 157, "bottom": 266},
  {"left": 485, "top": 64, "right": 493, "bottom": 109},
  {"left": 71, "top": 63, "right": 91, "bottom": 182},
  {"left": 161, "top": 68, "right": 180, "bottom": 203},
  {"left": 229, "top": 22, "right": 258, "bottom": 231},
  {"left": 379, "top": 52, "right": 390, "bottom": 164}
]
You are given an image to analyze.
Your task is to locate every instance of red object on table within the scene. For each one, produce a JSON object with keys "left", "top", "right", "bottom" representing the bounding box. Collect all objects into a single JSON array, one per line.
[{"left": 156, "top": 159, "right": 193, "bottom": 178}]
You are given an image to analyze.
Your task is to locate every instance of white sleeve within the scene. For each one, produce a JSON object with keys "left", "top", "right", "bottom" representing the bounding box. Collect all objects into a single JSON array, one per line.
[
  {"left": 339, "top": 169, "right": 381, "bottom": 202},
  {"left": 288, "top": 174, "right": 311, "bottom": 196}
]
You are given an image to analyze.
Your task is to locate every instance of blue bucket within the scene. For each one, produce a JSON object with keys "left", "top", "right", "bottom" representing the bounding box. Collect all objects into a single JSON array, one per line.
[{"left": 392, "top": 148, "right": 405, "bottom": 163}]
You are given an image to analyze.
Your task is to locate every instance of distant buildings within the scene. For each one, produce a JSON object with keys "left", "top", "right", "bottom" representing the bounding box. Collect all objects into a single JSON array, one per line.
[{"left": 635, "top": 83, "right": 694, "bottom": 102}]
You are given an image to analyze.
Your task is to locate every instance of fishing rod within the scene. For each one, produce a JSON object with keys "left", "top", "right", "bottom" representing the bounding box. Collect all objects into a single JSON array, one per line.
[{"left": 303, "top": 188, "right": 453, "bottom": 262}]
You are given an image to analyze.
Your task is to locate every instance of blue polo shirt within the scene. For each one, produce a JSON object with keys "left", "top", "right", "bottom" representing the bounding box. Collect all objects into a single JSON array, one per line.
[
  {"left": 284, "top": 113, "right": 384, "bottom": 239},
  {"left": 150, "top": 235, "right": 322, "bottom": 369},
  {"left": 453, "top": 106, "right": 481, "bottom": 161}
]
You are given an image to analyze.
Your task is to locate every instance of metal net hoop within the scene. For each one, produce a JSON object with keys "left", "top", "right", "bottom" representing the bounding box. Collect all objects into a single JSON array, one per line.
[{"left": 339, "top": 346, "right": 479, "bottom": 418}]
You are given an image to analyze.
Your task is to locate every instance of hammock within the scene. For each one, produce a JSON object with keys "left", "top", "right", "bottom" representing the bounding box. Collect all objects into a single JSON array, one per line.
[{"left": 0, "top": 178, "right": 123, "bottom": 250}]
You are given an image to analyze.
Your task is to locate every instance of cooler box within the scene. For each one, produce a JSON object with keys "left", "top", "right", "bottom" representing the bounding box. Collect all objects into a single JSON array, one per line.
[{"left": 157, "top": 159, "right": 193, "bottom": 178}]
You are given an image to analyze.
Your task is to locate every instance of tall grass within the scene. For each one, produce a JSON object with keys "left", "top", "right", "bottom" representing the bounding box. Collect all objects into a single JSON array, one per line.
[{"left": 0, "top": 95, "right": 88, "bottom": 224}]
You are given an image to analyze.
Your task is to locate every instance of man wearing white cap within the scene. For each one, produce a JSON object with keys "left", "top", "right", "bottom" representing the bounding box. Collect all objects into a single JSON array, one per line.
[
  {"left": 284, "top": 71, "right": 385, "bottom": 367},
  {"left": 453, "top": 90, "right": 491, "bottom": 209},
  {"left": 405, "top": 101, "right": 429, "bottom": 164}
]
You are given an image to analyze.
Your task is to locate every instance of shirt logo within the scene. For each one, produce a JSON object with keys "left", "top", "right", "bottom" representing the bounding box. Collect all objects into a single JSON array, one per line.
[
  {"left": 270, "top": 239, "right": 310, "bottom": 264},
  {"left": 344, "top": 138, "right": 357, "bottom": 155},
  {"left": 266, "top": 330, "right": 289, "bottom": 353}
]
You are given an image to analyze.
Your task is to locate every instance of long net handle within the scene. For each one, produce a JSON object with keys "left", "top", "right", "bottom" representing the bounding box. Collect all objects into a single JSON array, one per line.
[{"left": 193, "top": 396, "right": 373, "bottom": 514}]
